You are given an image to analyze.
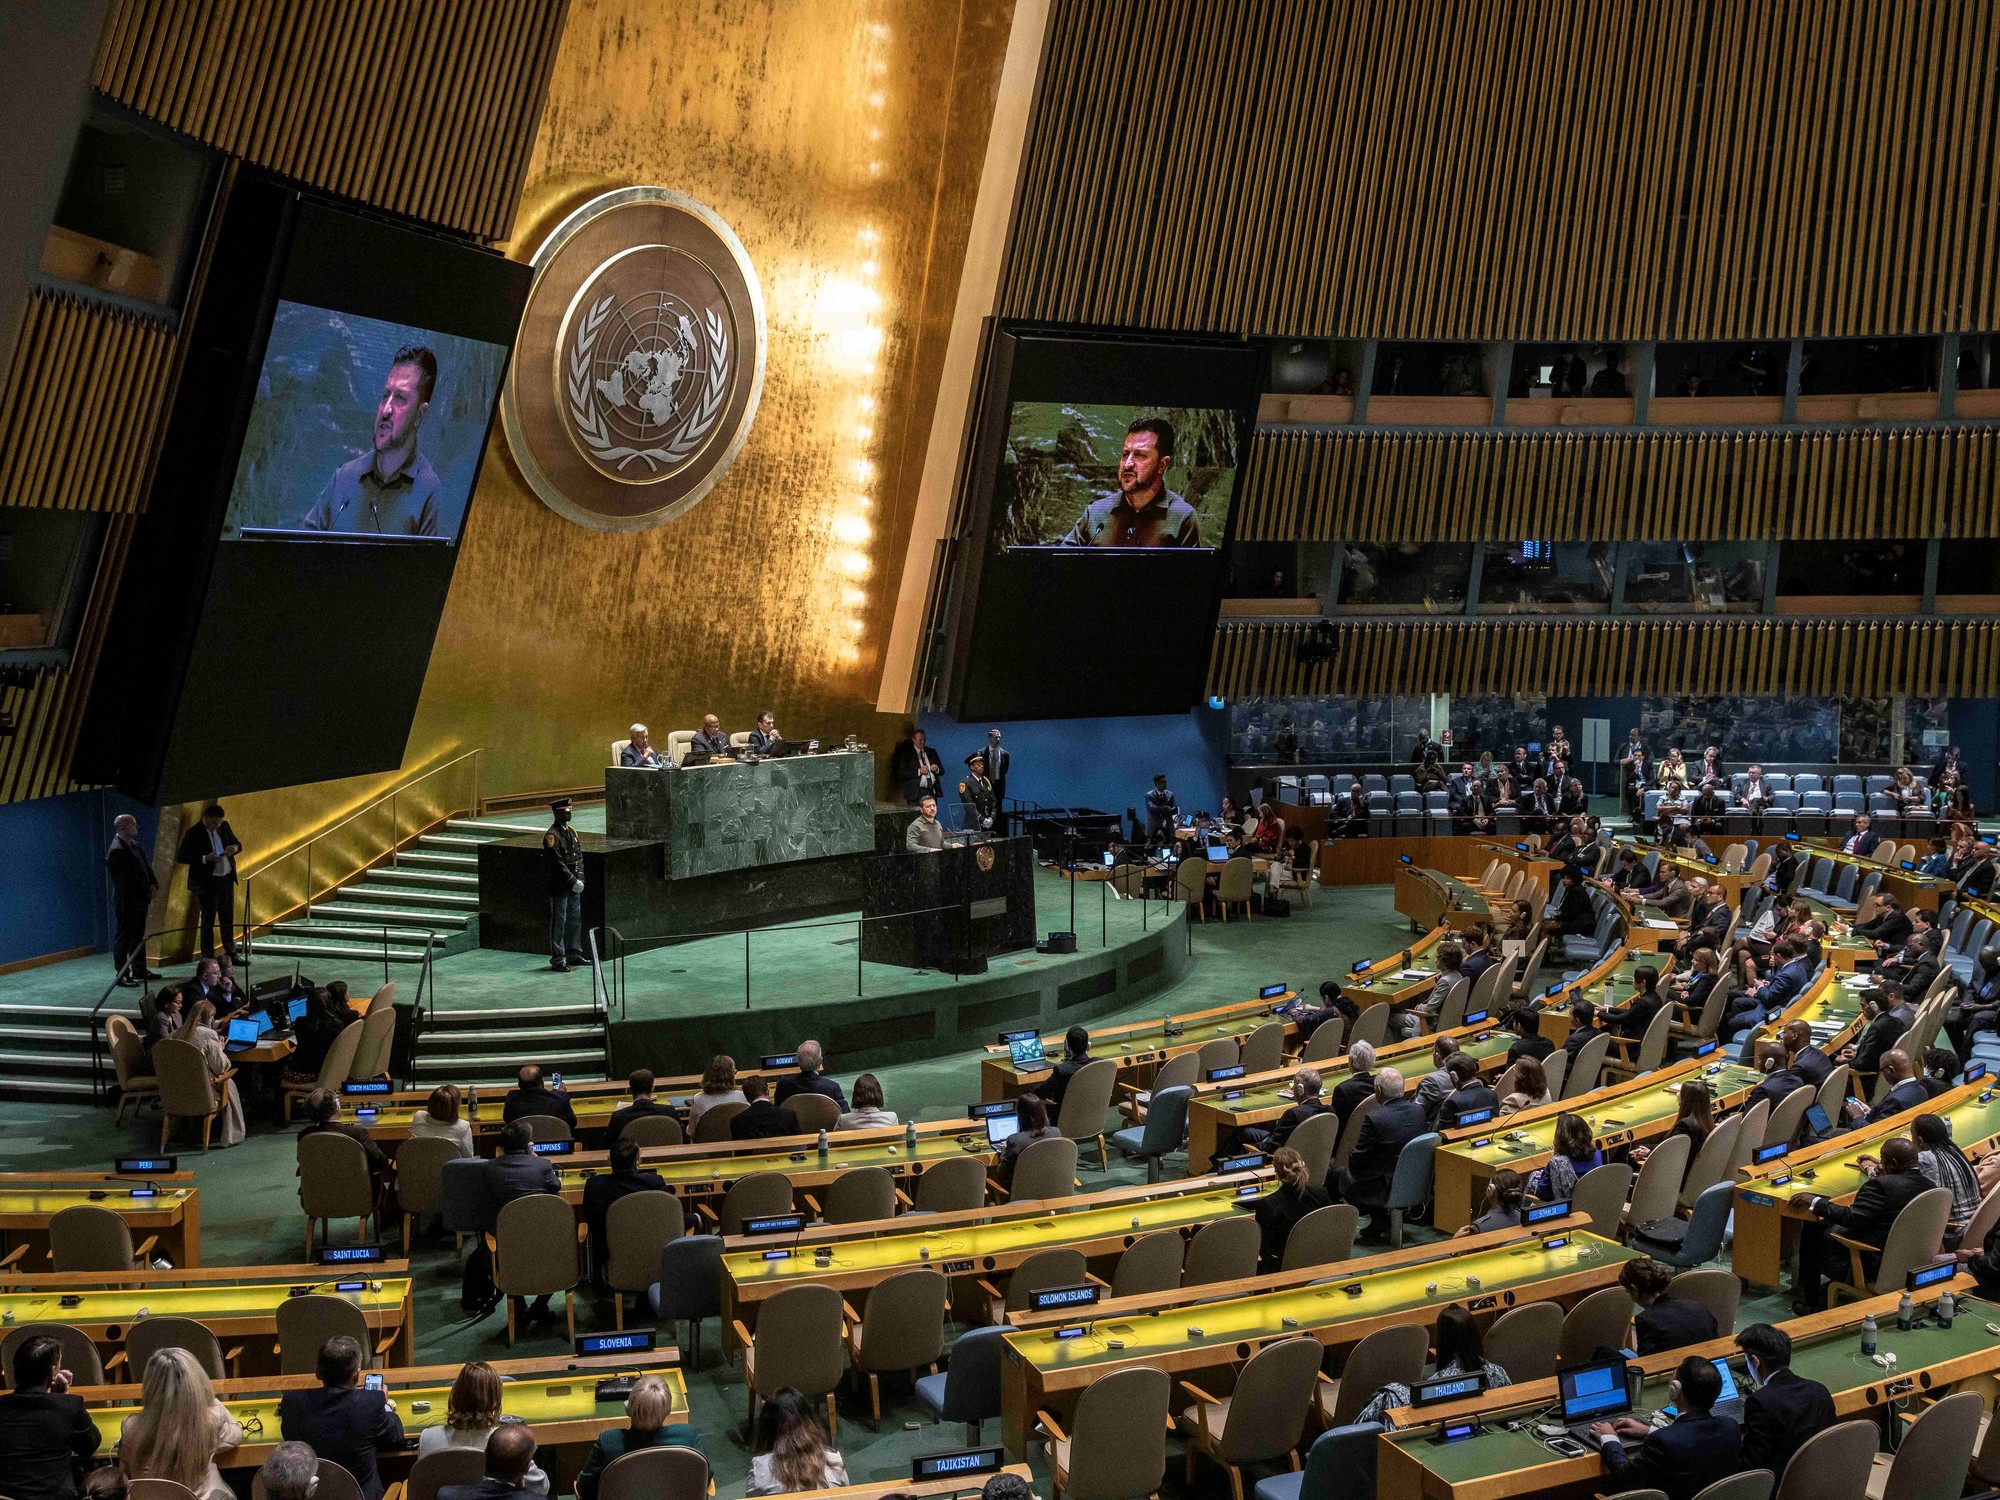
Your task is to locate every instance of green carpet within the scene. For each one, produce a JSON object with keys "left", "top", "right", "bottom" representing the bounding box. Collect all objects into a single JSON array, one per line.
[{"left": 0, "top": 883, "right": 1765, "bottom": 1495}]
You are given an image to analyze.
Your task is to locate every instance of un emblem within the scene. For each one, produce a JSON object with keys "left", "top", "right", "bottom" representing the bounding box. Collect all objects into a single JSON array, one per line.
[{"left": 504, "top": 187, "right": 765, "bottom": 531}]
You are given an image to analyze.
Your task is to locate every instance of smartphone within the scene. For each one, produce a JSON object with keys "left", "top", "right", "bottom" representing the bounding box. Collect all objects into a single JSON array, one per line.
[
  {"left": 1547, "top": 1436, "right": 1588, "bottom": 1458},
  {"left": 365, "top": 1373, "right": 384, "bottom": 1392}
]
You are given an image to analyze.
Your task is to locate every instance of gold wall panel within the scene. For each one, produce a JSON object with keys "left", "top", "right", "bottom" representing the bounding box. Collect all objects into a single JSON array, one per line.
[
  {"left": 1209, "top": 618, "right": 2000, "bottom": 701},
  {"left": 1000, "top": 0, "right": 2000, "bottom": 340},
  {"left": 93, "top": 0, "right": 569, "bottom": 242},
  {"left": 1237, "top": 424, "right": 2000, "bottom": 544},
  {"left": 190, "top": 0, "right": 1019, "bottom": 894},
  {"left": 0, "top": 287, "right": 173, "bottom": 803}
]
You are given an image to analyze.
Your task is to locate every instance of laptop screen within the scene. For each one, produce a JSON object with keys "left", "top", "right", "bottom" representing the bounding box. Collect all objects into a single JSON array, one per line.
[
  {"left": 984, "top": 1110, "right": 1020, "bottom": 1148},
  {"left": 1008, "top": 1037, "right": 1046, "bottom": 1069},
  {"left": 225, "top": 1018, "right": 261, "bottom": 1046},
  {"left": 1558, "top": 1359, "right": 1631, "bottom": 1423},
  {"left": 1206, "top": 845, "right": 1230, "bottom": 861},
  {"left": 288, "top": 996, "right": 309, "bottom": 1022},
  {"left": 1710, "top": 1359, "right": 1740, "bottom": 1405}
]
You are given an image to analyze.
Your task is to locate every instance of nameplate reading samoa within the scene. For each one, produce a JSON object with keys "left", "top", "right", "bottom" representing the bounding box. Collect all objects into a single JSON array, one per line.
[{"left": 503, "top": 186, "right": 767, "bottom": 532}]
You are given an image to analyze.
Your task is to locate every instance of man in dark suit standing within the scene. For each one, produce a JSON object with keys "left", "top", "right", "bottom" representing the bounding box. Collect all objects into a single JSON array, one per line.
[
  {"left": 730, "top": 1076, "right": 800, "bottom": 1139},
  {"left": 1735, "top": 1324, "right": 1838, "bottom": 1479},
  {"left": 502, "top": 1066, "right": 577, "bottom": 1132},
  {"left": 1339, "top": 1068, "right": 1426, "bottom": 1243},
  {"left": 773, "top": 1039, "right": 848, "bottom": 1112},
  {"left": 983, "top": 728, "right": 1011, "bottom": 811},
  {"left": 1590, "top": 1356, "right": 1740, "bottom": 1500},
  {"left": 439, "top": 1425, "right": 543, "bottom": 1500},
  {"left": 174, "top": 802, "right": 242, "bottom": 961},
  {"left": 105, "top": 814, "right": 158, "bottom": 986},
  {"left": 276, "top": 1335, "right": 406, "bottom": 1500},
  {"left": 1792, "top": 1136, "right": 1931, "bottom": 1312}
]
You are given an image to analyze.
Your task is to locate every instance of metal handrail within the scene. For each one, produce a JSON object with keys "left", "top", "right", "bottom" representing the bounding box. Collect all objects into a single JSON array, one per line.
[{"left": 239, "top": 748, "right": 484, "bottom": 941}]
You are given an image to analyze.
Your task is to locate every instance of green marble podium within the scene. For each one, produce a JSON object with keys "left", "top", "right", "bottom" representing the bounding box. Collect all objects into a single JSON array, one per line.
[{"left": 604, "top": 750, "right": 875, "bottom": 879}]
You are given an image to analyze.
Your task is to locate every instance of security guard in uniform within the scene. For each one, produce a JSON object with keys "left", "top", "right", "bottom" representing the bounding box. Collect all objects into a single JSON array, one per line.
[
  {"left": 959, "top": 751, "right": 997, "bottom": 834},
  {"left": 545, "top": 797, "right": 587, "bottom": 972}
]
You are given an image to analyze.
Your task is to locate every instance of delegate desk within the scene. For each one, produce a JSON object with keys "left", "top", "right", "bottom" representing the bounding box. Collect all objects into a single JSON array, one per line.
[
  {"left": 1472, "top": 845, "right": 1565, "bottom": 910},
  {"left": 1183, "top": 1018, "right": 1516, "bottom": 1177},
  {"left": 977, "top": 989, "right": 1304, "bottom": 1103},
  {"left": 546, "top": 1121, "right": 996, "bottom": 1205},
  {"left": 1377, "top": 1282, "right": 2000, "bottom": 1500},
  {"left": 1731, "top": 1074, "right": 2000, "bottom": 1286},
  {"left": 999, "top": 1218, "right": 1630, "bottom": 1459},
  {"left": 1533, "top": 947, "right": 1677, "bottom": 1050},
  {"left": 0, "top": 1174, "right": 201, "bottom": 1268},
  {"left": 720, "top": 1170, "right": 1279, "bottom": 1323},
  {"left": 75, "top": 1350, "right": 685, "bottom": 1491},
  {"left": 1394, "top": 865, "right": 1491, "bottom": 934},
  {"left": 353, "top": 1063, "right": 812, "bottom": 1152},
  {"left": 0, "top": 1263, "right": 415, "bottom": 1370},
  {"left": 1431, "top": 1053, "right": 1765, "bottom": 1232}
]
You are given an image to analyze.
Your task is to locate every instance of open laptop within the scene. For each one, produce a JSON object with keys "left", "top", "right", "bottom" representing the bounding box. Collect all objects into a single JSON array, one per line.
[
  {"left": 1558, "top": 1358, "right": 1641, "bottom": 1445},
  {"left": 981, "top": 1109, "right": 1020, "bottom": 1148},
  {"left": 222, "top": 1016, "right": 271, "bottom": 1054},
  {"left": 1008, "top": 1036, "right": 1048, "bottom": 1070}
]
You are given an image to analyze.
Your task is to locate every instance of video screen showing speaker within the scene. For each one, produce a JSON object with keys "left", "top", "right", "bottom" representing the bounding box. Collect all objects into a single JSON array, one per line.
[
  {"left": 989, "top": 402, "right": 1239, "bottom": 553},
  {"left": 946, "top": 333, "right": 1259, "bottom": 720},
  {"left": 79, "top": 179, "right": 533, "bottom": 803},
  {"left": 221, "top": 302, "right": 509, "bottom": 543}
]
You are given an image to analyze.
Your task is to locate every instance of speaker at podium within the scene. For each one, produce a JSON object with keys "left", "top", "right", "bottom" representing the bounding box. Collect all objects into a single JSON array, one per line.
[{"left": 860, "top": 834, "right": 1036, "bottom": 974}]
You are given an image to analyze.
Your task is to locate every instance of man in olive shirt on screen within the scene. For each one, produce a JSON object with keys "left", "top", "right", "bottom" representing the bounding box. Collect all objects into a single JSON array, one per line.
[
  {"left": 906, "top": 794, "right": 945, "bottom": 851},
  {"left": 1062, "top": 417, "right": 1201, "bottom": 547}
]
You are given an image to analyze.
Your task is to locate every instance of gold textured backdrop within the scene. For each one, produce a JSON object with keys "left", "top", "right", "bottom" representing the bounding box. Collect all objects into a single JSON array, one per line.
[{"left": 178, "top": 0, "right": 1016, "bottom": 938}]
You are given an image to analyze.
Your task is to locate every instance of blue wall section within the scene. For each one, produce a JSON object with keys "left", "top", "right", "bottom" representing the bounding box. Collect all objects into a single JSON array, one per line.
[
  {"left": 917, "top": 707, "right": 1229, "bottom": 831},
  {"left": 0, "top": 790, "right": 158, "bottom": 967}
]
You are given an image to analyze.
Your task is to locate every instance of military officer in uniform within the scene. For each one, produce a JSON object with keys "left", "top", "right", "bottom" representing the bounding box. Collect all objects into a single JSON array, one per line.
[
  {"left": 544, "top": 798, "right": 587, "bottom": 973},
  {"left": 959, "top": 752, "right": 997, "bottom": 834},
  {"left": 1062, "top": 417, "right": 1200, "bottom": 547}
]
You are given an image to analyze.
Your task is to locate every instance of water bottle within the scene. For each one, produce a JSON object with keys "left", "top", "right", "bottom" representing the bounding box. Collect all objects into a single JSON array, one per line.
[
  {"left": 1860, "top": 1312, "right": 1877, "bottom": 1355},
  {"left": 905, "top": 1120, "right": 918, "bottom": 1151},
  {"left": 1938, "top": 1289, "right": 1956, "bottom": 1328},
  {"left": 467, "top": 1085, "right": 479, "bottom": 1119},
  {"left": 1897, "top": 1290, "right": 1915, "bottom": 1331},
  {"left": 816, "top": 1129, "right": 829, "bottom": 1159}
]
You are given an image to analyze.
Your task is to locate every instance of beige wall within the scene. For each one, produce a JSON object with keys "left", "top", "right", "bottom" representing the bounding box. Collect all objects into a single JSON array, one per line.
[{"left": 163, "top": 0, "right": 1019, "bottom": 944}]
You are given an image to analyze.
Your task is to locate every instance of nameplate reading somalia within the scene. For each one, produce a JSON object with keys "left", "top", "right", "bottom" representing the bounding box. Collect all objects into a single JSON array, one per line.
[{"left": 503, "top": 186, "right": 766, "bottom": 531}]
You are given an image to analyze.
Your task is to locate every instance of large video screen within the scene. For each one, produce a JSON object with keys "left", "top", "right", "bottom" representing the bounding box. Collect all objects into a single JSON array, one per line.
[
  {"left": 77, "top": 182, "right": 532, "bottom": 803},
  {"left": 944, "top": 334, "right": 1260, "bottom": 720},
  {"left": 222, "top": 302, "right": 509, "bottom": 543},
  {"left": 991, "top": 403, "right": 1239, "bottom": 552}
]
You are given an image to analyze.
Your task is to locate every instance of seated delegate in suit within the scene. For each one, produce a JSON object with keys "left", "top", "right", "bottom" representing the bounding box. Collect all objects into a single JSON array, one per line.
[
  {"left": 438, "top": 1424, "right": 543, "bottom": 1500},
  {"left": 1034, "top": 1026, "right": 1095, "bottom": 1110},
  {"left": 276, "top": 1335, "right": 407, "bottom": 1500},
  {"left": 581, "top": 1136, "right": 670, "bottom": 1271},
  {"left": 0, "top": 1334, "right": 99, "bottom": 1500},
  {"left": 1590, "top": 1356, "right": 1741, "bottom": 1500},
  {"left": 688, "top": 714, "right": 731, "bottom": 758},
  {"left": 746, "top": 711, "right": 784, "bottom": 756},
  {"left": 1791, "top": 1136, "right": 1930, "bottom": 1311},
  {"left": 730, "top": 1076, "right": 800, "bottom": 1139},
  {"left": 1252, "top": 1145, "right": 1333, "bottom": 1271},
  {"left": 1601, "top": 964, "right": 1665, "bottom": 1043},
  {"left": 299, "top": 1089, "right": 392, "bottom": 1190},
  {"left": 1621, "top": 1257, "right": 1718, "bottom": 1355},
  {"left": 1842, "top": 990, "right": 1916, "bottom": 1088},
  {"left": 1840, "top": 812, "right": 1881, "bottom": 858},
  {"left": 1734, "top": 1324, "right": 1839, "bottom": 1479},
  {"left": 619, "top": 724, "right": 664, "bottom": 768},
  {"left": 1842, "top": 1048, "right": 1928, "bottom": 1129},
  {"left": 1337, "top": 1069, "right": 1426, "bottom": 1242},
  {"left": 573, "top": 1376, "right": 704, "bottom": 1500},
  {"left": 1853, "top": 892, "right": 1913, "bottom": 954},
  {"left": 774, "top": 1039, "right": 848, "bottom": 1111},
  {"left": 1946, "top": 946, "right": 2000, "bottom": 1056},
  {"left": 501, "top": 1066, "right": 577, "bottom": 1131},
  {"left": 1242, "top": 1068, "right": 1328, "bottom": 1151}
]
